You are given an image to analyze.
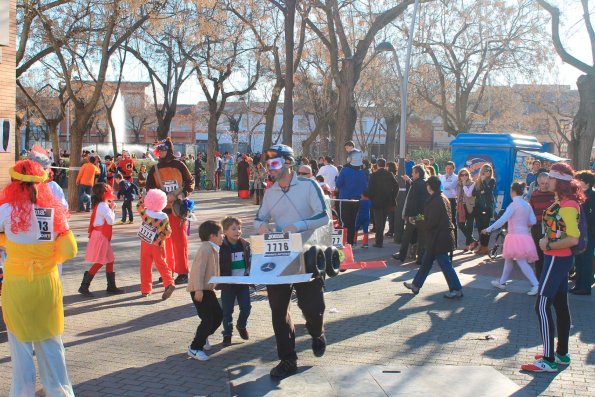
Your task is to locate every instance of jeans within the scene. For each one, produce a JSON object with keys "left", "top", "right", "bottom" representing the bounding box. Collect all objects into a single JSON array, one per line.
[
  {"left": 573, "top": 233, "right": 594, "bottom": 291},
  {"left": 78, "top": 184, "right": 92, "bottom": 211},
  {"left": 121, "top": 199, "right": 133, "bottom": 222},
  {"left": 190, "top": 290, "right": 223, "bottom": 351},
  {"left": 413, "top": 252, "right": 462, "bottom": 291},
  {"left": 225, "top": 169, "right": 232, "bottom": 190},
  {"left": 8, "top": 331, "right": 74, "bottom": 397},
  {"left": 221, "top": 285, "right": 252, "bottom": 336}
]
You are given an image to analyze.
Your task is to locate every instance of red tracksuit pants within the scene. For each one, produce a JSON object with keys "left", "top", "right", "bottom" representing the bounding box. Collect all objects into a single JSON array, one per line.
[
  {"left": 165, "top": 213, "right": 188, "bottom": 275},
  {"left": 140, "top": 241, "right": 174, "bottom": 294}
]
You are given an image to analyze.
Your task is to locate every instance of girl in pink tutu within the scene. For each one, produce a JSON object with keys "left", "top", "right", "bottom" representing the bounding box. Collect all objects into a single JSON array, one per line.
[
  {"left": 78, "top": 183, "right": 125, "bottom": 295},
  {"left": 482, "top": 182, "right": 540, "bottom": 295}
]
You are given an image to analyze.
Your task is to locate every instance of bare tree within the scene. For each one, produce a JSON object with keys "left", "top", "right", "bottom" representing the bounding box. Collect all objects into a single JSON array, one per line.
[{"left": 537, "top": 0, "right": 595, "bottom": 169}]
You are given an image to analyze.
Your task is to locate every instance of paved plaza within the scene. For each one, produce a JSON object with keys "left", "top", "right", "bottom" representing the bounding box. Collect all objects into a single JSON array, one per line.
[{"left": 0, "top": 191, "right": 593, "bottom": 396}]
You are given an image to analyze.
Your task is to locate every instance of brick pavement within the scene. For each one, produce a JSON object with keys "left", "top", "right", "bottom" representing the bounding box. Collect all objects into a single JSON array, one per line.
[{"left": 0, "top": 191, "right": 593, "bottom": 396}]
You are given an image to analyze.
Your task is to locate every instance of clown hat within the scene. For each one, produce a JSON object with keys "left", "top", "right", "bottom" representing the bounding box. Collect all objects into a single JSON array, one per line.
[{"left": 104, "top": 185, "right": 117, "bottom": 201}]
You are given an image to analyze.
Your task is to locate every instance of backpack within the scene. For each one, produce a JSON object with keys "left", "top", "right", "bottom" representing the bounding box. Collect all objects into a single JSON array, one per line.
[{"left": 572, "top": 205, "right": 588, "bottom": 255}]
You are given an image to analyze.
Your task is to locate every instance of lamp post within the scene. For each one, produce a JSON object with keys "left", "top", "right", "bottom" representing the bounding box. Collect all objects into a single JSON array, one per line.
[{"left": 374, "top": 0, "right": 420, "bottom": 176}]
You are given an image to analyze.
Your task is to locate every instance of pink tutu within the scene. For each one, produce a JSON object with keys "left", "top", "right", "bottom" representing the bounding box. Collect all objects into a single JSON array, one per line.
[
  {"left": 85, "top": 230, "right": 115, "bottom": 264},
  {"left": 502, "top": 234, "right": 538, "bottom": 262}
]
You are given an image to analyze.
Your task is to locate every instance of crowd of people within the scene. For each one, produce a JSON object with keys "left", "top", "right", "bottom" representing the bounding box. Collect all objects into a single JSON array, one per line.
[{"left": 0, "top": 138, "right": 593, "bottom": 395}]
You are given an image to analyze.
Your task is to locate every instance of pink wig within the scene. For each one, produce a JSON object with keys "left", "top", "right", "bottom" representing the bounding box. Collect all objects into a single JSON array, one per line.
[{"left": 144, "top": 189, "right": 167, "bottom": 212}]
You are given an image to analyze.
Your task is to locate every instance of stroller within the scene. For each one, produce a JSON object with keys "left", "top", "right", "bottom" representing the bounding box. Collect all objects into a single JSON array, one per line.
[{"left": 488, "top": 227, "right": 507, "bottom": 260}]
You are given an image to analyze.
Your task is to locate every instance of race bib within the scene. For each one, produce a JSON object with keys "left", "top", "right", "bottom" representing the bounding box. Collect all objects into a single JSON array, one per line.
[
  {"left": 332, "top": 228, "right": 344, "bottom": 248},
  {"left": 263, "top": 233, "right": 291, "bottom": 257},
  {"left": 163, "top": 180, "right": 179, "bottom": 193},
  {"left": 35, "top": 207, "right": 54, "bottom": 241},
  {"left": 138, "top": 222, "right": 157, "bottom": 244}
]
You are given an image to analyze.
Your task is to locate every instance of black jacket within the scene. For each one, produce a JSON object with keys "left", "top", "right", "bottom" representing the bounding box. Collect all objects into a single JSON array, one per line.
[
  {"left": 583, "top": 189, "right": 595, "bottom": 236},
  {"left": 421, "top": 192, "right": 455, "bottom": 255},
  {"left": 403, "top": 177, "right": 428, "bottom": 217},
  {"left": 217, "top": 236, "right": 251, "bottom": 290},
  {"left": 368, "top": 168, "right": 399, "bottom": 209}
]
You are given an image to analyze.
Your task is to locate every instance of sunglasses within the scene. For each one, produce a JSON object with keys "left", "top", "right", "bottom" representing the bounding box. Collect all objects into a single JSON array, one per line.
[
  {"left": 298, "top": 172, "right": 310, "bottom": 176},
  {"left": 460, "top": 173, "right": 469, "bottom": 177},
  {"left": 266, "top": 158, "right": 284, "bottom": 170}
]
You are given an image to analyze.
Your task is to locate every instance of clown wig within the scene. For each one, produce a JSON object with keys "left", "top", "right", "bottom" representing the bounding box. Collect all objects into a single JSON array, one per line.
[
  {"left": 144, "top": 189, "right": 167, "bottom": 212},
  {"left": 550, "top": 162, "right": 585, "bottom": 204},
  {"left": 0, "top": 160, "right": 69, "bottom": 234}
]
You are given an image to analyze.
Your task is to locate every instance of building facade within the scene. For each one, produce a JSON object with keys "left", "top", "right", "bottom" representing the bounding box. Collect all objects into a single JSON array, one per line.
[{"left": 0, "top": 0, "right": 16, "bottom": 188}]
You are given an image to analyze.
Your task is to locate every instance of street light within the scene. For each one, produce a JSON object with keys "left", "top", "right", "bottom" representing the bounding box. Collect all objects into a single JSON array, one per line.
[{"left": 374, "top": 0, "right": 421, "bottom": 176}]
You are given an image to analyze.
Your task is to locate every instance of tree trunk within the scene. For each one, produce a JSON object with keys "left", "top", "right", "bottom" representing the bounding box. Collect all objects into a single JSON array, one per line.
[
  {"left": 25, "top": 111, "right": 31, "bottom": 151},
  {"left": 570, "top": 74, "right": 595, "bottom": 170},
  {"left": 156, "top": 117, "right": 171, "bottom": 140},
  {"left": 106, "top": 107, "right": 118, "bottom": 155},
  {"left": 67, "top": 123, "right": 85, "bottom": 210},
  {"left": 282, "top": 0, "right": 296, "bottom": 146},
  {"left": 205, "top": 110, "right": 220, "bottom": 182},
  {"left": 384, "top": 115, "right": 398, "bottom": 161},
  {"left": 48, "top": 121, "right": 61, "bottom": 162},
  {"left": 334, "top": 64, "right": 357, "bottom": 162},
  {"left": 301, "top": 121, "right": 326, "bottom": 158},
  {"left": 263, "top": 79, "right": 284, "bottom": 151}
]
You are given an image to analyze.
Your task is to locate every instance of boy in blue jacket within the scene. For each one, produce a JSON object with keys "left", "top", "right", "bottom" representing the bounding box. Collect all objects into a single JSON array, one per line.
[{"left": 115, "top": 174, "right": 139, "bottom": 224}]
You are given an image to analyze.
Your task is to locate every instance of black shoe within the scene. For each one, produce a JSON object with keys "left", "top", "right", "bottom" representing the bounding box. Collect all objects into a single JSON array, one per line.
[
  {"left": 222, "top": 335, "right": 232, "bottom": 346},
  {"left": 391, "top": 253, "right": 403, "bottom": 261},
  {"left": 384, "top": 232, "right": 393, "bottom": 237},
  {"left": 174, "top": 274, "right": 188, "bottom": 284},
  {"left": 373, "top": 243, "right": 383, "bottom": 248},
  {"left": 570, "top": 288, "right": 591, "bottom": 295},
  {"left": 161, "top": 284, "right": 176, "bottom": 300},
  {"left": 403, "top": 282, "right": 420, "bottom": 295},
  {"left": 312, "top": 334, "right": 326, "bottom": 357},
  {"left": 236, "top": 325, "right": 250, "bottom": 340},
  {"left": 270, "top": 359, "right": 298, "bottom": 378}
]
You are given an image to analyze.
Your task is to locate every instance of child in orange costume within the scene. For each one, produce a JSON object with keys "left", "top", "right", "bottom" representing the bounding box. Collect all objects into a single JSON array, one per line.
[{"left": 137, "top": 189, "right": 176, "bottom": 300}]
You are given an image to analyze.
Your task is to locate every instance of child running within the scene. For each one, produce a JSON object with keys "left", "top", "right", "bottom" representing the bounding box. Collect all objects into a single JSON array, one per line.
[
  {"left": 482, "top": 182, "right": 540, "bottom": 295},
  {"left": 79, "top": 183, "right": 125, "bottom": 295},
  {"left": 187, "top": 220, "right": 223, "bottom": 361},
  {"left": 218, "top": 216, "right": 252, "bottom": 346},
  {"left": 115, "top": 174, "right": 139, "bottom": 225},
  {"left": 137, "top": 189, "right": 176, "bottom": 300}
]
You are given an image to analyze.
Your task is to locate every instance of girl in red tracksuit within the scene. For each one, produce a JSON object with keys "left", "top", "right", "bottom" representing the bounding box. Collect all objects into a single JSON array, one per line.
[
  {"left": 79, "top": 183, "right": 125, "bottom": 295},
  {"left": 137, "top": 189, "right": 175, "bottom": 300}
]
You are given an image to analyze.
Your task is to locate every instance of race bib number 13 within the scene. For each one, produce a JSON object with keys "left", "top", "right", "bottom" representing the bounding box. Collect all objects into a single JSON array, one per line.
[{"left": 35, "top": 207, "right": 54, "bottom": 241}]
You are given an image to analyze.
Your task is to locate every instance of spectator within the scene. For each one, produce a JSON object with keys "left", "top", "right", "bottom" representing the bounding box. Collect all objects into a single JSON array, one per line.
[
  {"left": 572, "top": 170, "right": 595, "bottom": 295},
  {"left": 473, "top": 163, "right": 496, "bottom": 256},
  {"left": 392, "top": 165, "right": 428, "bottom": 263},
  {"left": 297, "top": 165, "right": 314, "bottom": 179},
  {"left": 309, "top": 159, "right": 319, "bottom": 176},
  {"left": 336, "top": 156, "right": 368, "bottom": 245},
  {"left": 529, "top": 173, "right": 555, "bottom": 279},
  {"left": 404, "top": 153, "right": 415, "bottom": 176},
  {"left": 76, "top": 156, "right": 100, "bottom": 212},
  {"left": 526, "top": 160, "right": 542, "bottom": 186},
  {"left": 403, "top": 175, "right": 463, "bottom": 299},
  {"left": 194, "top": 154, "right": 204, "bottom": 189},
  {"left": 317, "top": 156, "right": 339, "bottom": 191},
  {"left": 456, "top": 168, "right": 477, "bottom": 252},
  {"left": 367, "top": 158, "right": 399, "bottom": 248},
  {"left": 440, "top": 161, "right": 458, "bottom": 237},
  {"left": 429, "top": 157, "right": 440, "bottom": 175}
]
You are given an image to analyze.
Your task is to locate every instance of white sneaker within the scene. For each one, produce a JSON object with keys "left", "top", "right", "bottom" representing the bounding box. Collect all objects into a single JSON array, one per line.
[
  {"left": 491, "top": 280, "right": 506, "bottom": 289},
  {"left": 187, "top": 347, "right": 209, "bottom": 361},
  {"left": 527, "top": 286, "right": 539, "bottom": 296},
  {"left": 204, "top": 338, "right": 212, "bottom": 351}
]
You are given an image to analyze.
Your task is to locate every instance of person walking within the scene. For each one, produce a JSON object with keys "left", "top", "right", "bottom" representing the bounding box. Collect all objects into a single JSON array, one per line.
[
  {"left": 473, "top": 163, "right": 496, "bottom": 255},
  {"left": 76, "top": 155, "right": 100, "bottom": 212},
  {"left": 403, "top": 176, "right": 463, "bottom": 299},
  {"left": 483, "top": 182, "right": 540, "bottom": 295},
  {"left": 367, "top": 158, "right": 399, "bottom": 248},
  {"left": 255, "top": 144, "right": 330, "bottom": 379},
  {"left": 0, "top": 160, "right": 78, "bottom": 396},
  {"left": 522, "top": 163, "right": 583, "bottom": 373}
]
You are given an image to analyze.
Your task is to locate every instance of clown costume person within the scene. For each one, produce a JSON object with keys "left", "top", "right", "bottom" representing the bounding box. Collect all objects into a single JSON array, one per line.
[
  {"left": 146, "top": 138, "right": 195, "bottom": 284},
  {"left": 78, "top": 183, "right": 125, "bottom": 295},
  {"left": 137, "top": 189, "right": 176, "bottom": 299},
  {"left": 0, "top": 160, "right": 77, "bottom": 396}
]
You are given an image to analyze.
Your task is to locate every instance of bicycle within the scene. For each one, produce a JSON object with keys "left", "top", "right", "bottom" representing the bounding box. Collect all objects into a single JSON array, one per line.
[
  {"left": 197, "top": 174, "right": 214, "bottom": 191},
  {"left": 488, "top": 227, "right": 507, "bottom": 260}
]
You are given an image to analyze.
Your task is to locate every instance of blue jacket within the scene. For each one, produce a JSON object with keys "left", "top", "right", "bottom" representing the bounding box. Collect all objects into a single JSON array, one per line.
[
  {"left": 336, "top": 166, "right": 368, "bottom": 200},
  {"left": 117, "top": 180, "right": 139, "bottom": 201}
]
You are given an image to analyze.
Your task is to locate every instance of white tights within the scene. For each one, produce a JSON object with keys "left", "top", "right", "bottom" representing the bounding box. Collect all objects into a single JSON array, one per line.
[{"left": 499, "top": 258, "right": 539, "bottom": 287}]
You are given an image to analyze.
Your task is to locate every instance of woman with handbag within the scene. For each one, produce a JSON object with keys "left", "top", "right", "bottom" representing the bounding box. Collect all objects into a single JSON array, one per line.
[
  {"left": 472, "top": 164, "right": 496, "bottom": 255},
  {"left": 457, "top": 168, "right": 477, "bottom": 252}
]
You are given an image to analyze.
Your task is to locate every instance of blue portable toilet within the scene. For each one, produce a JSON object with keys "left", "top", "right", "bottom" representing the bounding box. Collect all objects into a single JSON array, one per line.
[{"left": 450, "top": 133, "right": 567, "bottom": 212}]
